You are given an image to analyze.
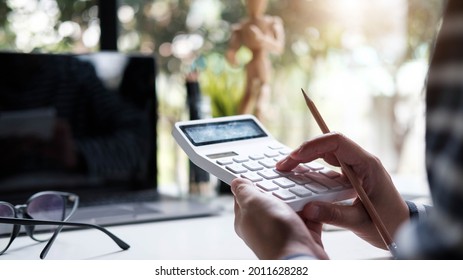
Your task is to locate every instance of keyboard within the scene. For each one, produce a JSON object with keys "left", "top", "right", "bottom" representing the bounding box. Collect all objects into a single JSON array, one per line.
[{"left": 216, "top": 144, "right": 355, "bottom": 211}]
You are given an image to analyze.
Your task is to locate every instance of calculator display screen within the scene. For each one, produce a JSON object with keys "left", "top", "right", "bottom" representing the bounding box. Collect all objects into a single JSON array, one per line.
[{"left": 180, "top": 119, "right": 267, "bottom": 146}]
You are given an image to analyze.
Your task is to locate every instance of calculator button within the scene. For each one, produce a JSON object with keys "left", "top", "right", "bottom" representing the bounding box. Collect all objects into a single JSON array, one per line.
[
  {"left": 225, "top": 164, "right": 248, "bottom": 174},
  {"left": 243, "top": 161, "right": 264, "bottom": 171},
  {"left": 241, "top": 172, "right": 263, "bottom": 182},
  {"left": 268, "top": 144, "right": 284, "bottom": 150},
  {"left": 305, "top": 161, "right": 325, "bottom": 171},
  {"left": 256, "top": 181, "right": 279, "bottom": 191},
  {"left": 273, "top": 177, "right": 295, "bottom": 188},
  {"left": 233, "top": 156, "right": 249, "bottom": 163},
  {"left": 304, "top": 182, "right": 329, "bottom": 193},
  {"left": 259, "top": 158, "right": 276, "bottom": 168},
  {"left": 264, "top": 150, "right": 280, "bottom": 158},
  {"left": 249, "top": 154, "right": 265, "bottom": 160},
  {"left": 273, "top": 189, "right": 296, "bottom": 200},
  {"left": 217, "top": 158, "right": 233, "bottom": 165},
  {"left": 289, "top": 186, "right": 313, "bottom": 197},
  {"left": 287, "top": 174, "right": 312, "bottom": 185},
  {"left": 257, "top": 169, "right": 280, "bottom": 179}
]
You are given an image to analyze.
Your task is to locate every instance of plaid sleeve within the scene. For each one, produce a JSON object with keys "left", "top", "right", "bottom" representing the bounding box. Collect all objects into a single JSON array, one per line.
[{"left": 397, "top": 0, "right": 463, "bottom": 259}]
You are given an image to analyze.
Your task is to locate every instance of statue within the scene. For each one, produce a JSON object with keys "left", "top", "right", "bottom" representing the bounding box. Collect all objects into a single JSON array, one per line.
[{"left": 226, "top": 0, "right": 285, "bottom": 120}]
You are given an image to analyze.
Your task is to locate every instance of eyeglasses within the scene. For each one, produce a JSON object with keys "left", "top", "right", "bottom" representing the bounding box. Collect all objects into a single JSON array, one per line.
[{"left": 0, "top": 191, "right": 130, "bottom": 259}]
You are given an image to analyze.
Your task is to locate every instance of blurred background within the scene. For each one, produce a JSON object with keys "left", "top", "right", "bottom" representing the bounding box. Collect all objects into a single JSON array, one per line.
[{"left": 0, "top": 0, "right": 444, "bottom": 194}]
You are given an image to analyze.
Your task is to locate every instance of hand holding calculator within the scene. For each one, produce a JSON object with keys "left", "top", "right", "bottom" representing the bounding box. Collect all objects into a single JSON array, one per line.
[{"left": 172, "top": 114, "right": 355, "bottom": 211}]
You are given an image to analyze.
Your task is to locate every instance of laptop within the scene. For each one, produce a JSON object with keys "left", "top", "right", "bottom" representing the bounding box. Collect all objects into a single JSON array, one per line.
[{"left": 0, "top": 51, "right": 220, "bottom": 226}]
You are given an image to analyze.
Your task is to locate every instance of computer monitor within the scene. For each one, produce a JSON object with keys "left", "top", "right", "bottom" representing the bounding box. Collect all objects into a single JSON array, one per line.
[{"left": 0, "top": 51, "right": 158, "bottom": 205}]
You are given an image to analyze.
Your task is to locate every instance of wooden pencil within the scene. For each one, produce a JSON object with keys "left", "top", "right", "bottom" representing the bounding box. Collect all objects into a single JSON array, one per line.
[{"left": 301, "top": 88, "right": 398, "bottom": 257}]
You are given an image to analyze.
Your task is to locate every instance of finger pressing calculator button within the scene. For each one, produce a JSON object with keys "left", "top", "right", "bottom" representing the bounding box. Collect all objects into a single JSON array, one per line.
[
  {"left": 273, "top": 189, "right": 296, "bottom": 200},
  {"left": 274, "top": 169, "right": 292, "bottom": 176},
  {"left": 256, "top": 181, "right": 279, "bottom": 191},
  {"left": 226, "top": 164, "right": 248, "bottom": 174}
]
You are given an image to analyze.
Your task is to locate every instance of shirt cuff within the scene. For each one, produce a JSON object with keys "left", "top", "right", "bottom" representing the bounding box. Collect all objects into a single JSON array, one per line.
[{"left": 405, "top": 200, "right": 429, "bottom": 222}]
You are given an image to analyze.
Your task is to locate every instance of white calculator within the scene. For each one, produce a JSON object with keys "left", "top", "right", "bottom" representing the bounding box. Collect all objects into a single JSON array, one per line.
[{"left": 172, "top": 114, "right": 355, "bottom": 211}]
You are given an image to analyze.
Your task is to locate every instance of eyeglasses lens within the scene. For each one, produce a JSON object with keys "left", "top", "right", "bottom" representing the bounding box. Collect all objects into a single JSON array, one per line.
[
  {"left": 26, "top": 194, "right": 66, "bottom": 241},
  {"left": 0, "top": 203, "right": 15, "bottom": 252}
]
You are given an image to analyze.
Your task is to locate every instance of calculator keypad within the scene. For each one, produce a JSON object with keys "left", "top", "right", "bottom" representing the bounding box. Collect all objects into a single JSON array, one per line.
[{"left": 216, "top": 145, "right": 354, "bottom": 210}]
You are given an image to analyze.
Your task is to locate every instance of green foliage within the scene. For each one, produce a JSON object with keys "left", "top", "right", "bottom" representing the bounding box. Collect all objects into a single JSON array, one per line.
[
  {"left": 0, "top": 0, "right": 98, "bottom": 52},
  {"left": 199, "top": 52, "right": 245, "bottom": 117},
  {"left": 0, "top": 0, "right": 444, "bottom": 73}
]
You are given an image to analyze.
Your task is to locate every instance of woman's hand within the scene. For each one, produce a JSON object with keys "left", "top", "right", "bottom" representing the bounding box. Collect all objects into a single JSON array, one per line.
[
  {"left": 277, "top": 132, "right": 409, "bottom": 249},
  {"left": 231, "top": 178, "right": 329, "bottom": 260}
]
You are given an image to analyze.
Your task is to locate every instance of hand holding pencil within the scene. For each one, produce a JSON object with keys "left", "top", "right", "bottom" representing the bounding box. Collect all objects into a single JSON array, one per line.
[{"left": 276, "top": 89, "right": 411, "bottom": 258}]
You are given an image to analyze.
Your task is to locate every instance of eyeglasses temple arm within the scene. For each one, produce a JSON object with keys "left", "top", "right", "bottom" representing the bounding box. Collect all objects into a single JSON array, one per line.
[
  {"left": 40, "top": 226, "right": 63, "bottom": 259},
  {"left": 0, "top": 217, "right": 130, "bottom": 259},
  {"left": 40, "top": 194, "right": 81, "bottom": 259}
]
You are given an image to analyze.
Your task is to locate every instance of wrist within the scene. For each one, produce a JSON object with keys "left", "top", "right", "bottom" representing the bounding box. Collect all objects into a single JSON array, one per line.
[
  {"left": 281, "top": 253, "right": 318, "bottom": 260},
  {"left": 273, "top": 241, "right": 328, "bottom": 260}
]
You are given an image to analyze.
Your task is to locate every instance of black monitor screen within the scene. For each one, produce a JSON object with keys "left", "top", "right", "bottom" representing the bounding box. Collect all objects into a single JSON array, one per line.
[{"left": 0, "top": 52, "right": 157, "bottom": 203}]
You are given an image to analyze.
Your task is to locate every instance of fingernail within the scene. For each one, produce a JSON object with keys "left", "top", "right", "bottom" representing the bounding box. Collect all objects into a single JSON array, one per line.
[
  {"left": 230, "top": 181, "right": 246, "bottom": 195},
  {"left": 230, "top": 183, "right": 239, "bottom": 194},
  {"left": 277, "top": 156, "right": 290, "bottom": 166}
]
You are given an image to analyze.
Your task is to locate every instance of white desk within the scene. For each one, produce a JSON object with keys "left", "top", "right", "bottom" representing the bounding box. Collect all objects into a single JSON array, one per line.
[{"left": 0, "top": 196, "right": 391, "bottom": 260}]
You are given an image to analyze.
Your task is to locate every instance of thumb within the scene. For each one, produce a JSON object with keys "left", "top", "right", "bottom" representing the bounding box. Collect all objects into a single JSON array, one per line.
[
  {"left": 302, "top": 201, "right": 364, "bottom": 230},
  {"left": 231, "top": 178, "right": 258, "bottom": 204}
]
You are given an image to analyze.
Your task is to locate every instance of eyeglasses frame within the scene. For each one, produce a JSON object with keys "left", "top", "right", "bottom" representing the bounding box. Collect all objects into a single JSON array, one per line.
[{"left": 0, "top": 191, "right": 130, "bottom": 259}]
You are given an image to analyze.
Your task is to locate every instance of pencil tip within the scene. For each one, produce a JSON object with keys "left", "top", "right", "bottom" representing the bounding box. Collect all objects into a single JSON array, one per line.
[{"left": 301, "top": 88, "right": 310, "bottom": 101}]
